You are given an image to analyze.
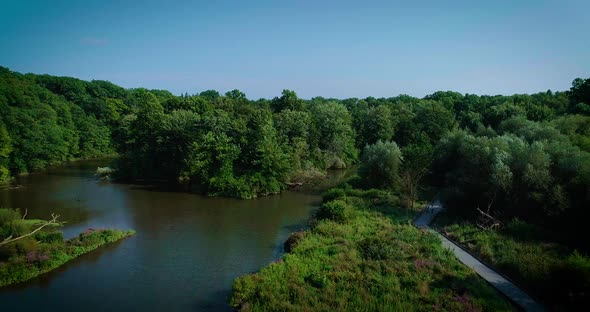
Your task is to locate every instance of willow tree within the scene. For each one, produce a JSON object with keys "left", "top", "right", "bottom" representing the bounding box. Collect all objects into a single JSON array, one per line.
[{"left": 359, "top": 141, "right": 402, "bottom": 190}]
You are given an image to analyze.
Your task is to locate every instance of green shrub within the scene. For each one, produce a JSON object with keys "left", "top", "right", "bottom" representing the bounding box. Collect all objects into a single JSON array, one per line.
[
  {"left": 326, "top": 156, "right": 347, "bottom": 169},
  {"left": 0, "top": 208, "right": 22, "bottom": 228},
  {"left": 231, "top": 274, "right": 259, "bottom": 310},
  {"left": 361, "top": 188, "right": 389, "bottom": 199},
  {"left": 322, "top": 188, "right": 346, "bottom": 202},
  {"left": 34, "top": 231, "right": 64, "bottom": 244},
  {"left": 344, "top": 175, "right": 363, "bottom": 188},
  {"left": 77, "top": 230, "right": 103, "bottom": 246},
  {"left": 357, "top": 236, "right": 395, "bottom": 260},
  {"left": 317, "top": 200, "right": 353, "bottom": 223},
  {"left": 284, "top": 231, "right": 305, "bottom": 253},
  {"left": 0, "top": 166, "right": 10, "bottom": 184},
  {"left": 304, "top": 272, "right": 328, "bottom": 288},
  {"left": 0, "top": 237, "right": 37, "bottom": 260}
]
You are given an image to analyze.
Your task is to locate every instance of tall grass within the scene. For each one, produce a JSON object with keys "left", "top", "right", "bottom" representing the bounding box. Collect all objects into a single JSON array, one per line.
[
  {"left": 437, "top": 216, "right": 590, "bottom": 310},
  {"left": 231, "top": 187, "right": 511, "bottom": 311}
]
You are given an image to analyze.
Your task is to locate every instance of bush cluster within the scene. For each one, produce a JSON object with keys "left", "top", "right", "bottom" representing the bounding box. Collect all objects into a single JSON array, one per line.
[{"left": 231, "top": 188, "right": 511, "bottom": 311}]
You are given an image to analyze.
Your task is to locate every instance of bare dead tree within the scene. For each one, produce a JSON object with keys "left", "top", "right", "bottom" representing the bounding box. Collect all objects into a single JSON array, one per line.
[
  {"left": 476, "top": 205, "right": 502, "bottom": 230},
  {"left": 0, "top": 213, "right": 60, "bottom": 247}
]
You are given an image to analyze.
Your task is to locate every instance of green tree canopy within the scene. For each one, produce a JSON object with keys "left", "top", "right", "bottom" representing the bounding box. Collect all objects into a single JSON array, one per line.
[{"left": 359, "top": 141, "right": 402, "bottom": 190}]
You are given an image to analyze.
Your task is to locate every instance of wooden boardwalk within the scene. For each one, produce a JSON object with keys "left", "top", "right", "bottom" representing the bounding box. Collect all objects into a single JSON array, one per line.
[{"left": 415, "top": 201, "right": 545, "bottom": 312}]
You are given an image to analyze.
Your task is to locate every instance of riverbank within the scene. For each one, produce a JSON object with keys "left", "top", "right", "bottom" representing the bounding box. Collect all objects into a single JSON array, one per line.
[
  {"left": 0, "top": 158, "right": 334, "bottom": 311},
  {"left": 0, "top": 227, "right": 135, "bottom": 287},
  {"left": 434, "top": 214, "right": 590, "bottom": 310},
  {"left": 230, "top": 184, "right": 512, "bottom": 311}
]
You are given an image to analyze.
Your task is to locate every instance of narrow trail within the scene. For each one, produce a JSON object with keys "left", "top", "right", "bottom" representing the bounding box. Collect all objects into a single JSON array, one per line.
[{"left": 415, "top": 201, "right": 545, "bottom": 312}]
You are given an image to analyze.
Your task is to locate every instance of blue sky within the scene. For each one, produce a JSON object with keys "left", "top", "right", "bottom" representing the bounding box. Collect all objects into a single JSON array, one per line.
[{"left": 1, "top": 0, "right": 588, "bottom": 99}]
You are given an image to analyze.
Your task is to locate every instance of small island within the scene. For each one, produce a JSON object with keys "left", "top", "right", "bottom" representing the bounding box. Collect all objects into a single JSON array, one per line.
[{"left": 0, "top": 208, "right": 134, "bottom": 287}]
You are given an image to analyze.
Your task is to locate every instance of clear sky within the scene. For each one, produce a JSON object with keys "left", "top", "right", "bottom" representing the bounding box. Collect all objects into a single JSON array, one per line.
[{"left": 1, "top": 0, "right": 588, "bottom": 99}]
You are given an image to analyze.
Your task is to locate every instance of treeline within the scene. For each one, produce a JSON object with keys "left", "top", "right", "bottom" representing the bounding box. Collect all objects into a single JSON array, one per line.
[
  {"left": 428, "top": 81, "right": 590, "bottom": 245},
  {"left": 112, "top": 89, "right": 358, "bottom": 198},
  {"left": 1, "top": 67, "right": 590, "bottom": 231},
  {"left": 0, "top": 67, "right": 119, "bottom": 181}
]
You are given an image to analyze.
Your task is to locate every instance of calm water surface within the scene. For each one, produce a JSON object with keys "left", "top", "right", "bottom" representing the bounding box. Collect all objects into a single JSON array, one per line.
[{"left": 0, "top": 160, "right": 347, "bottom": 311}]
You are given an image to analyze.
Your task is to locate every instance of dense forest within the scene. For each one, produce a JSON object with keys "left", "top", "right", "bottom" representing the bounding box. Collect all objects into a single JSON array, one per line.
[
  {"left": 2, "top": 66, "right": 590, "bottom": 308},
  {"left": 1, "top": 66, "right": 590, "bottom": 239}
]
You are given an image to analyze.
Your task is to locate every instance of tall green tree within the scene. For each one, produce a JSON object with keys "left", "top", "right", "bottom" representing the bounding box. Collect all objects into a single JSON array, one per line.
[
  {"left": 0, "top": 121, "right": 11, "bottom": 183},
  {"left": 246, "top": 111, "right": 290, "bottom": 195},
  {"left": 414, "top": 100, "right": 455, "bottom": 144},
  {"left": 568, "top": 78, "right": 590, "bottom": 114},
  {"left": 362, "top": 105, "right": 394, "bottom": 146},
  {"left": 400, "top": 135, "right": 433, "bottom": 209},
  {"left": 271, "top": 89, "right": 304, "bottom": 112},
  {"left": 359, "top": 141, "right": 402, "bottom": 190},
  {"left": 309, "top": 101, "right": 358, "bottom": 168},
  {"left": 274, "top": 109, "right": 312, "bottom": 171}
]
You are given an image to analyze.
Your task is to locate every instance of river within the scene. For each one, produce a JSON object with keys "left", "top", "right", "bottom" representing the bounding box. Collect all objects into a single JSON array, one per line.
[{"left": 0, "top": 159, "right": 348, "bottom": 311}]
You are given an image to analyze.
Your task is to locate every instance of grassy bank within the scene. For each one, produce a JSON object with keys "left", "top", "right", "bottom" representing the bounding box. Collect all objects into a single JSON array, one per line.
[
  {"left": 231, "top": 185, "right": 512, "bottom": 311},
  {"left": 435, "top": 215, "right": 590, "bottom": 310},
  {"left": 0, "top": 227, "right": 135, "bottom": 287}
]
